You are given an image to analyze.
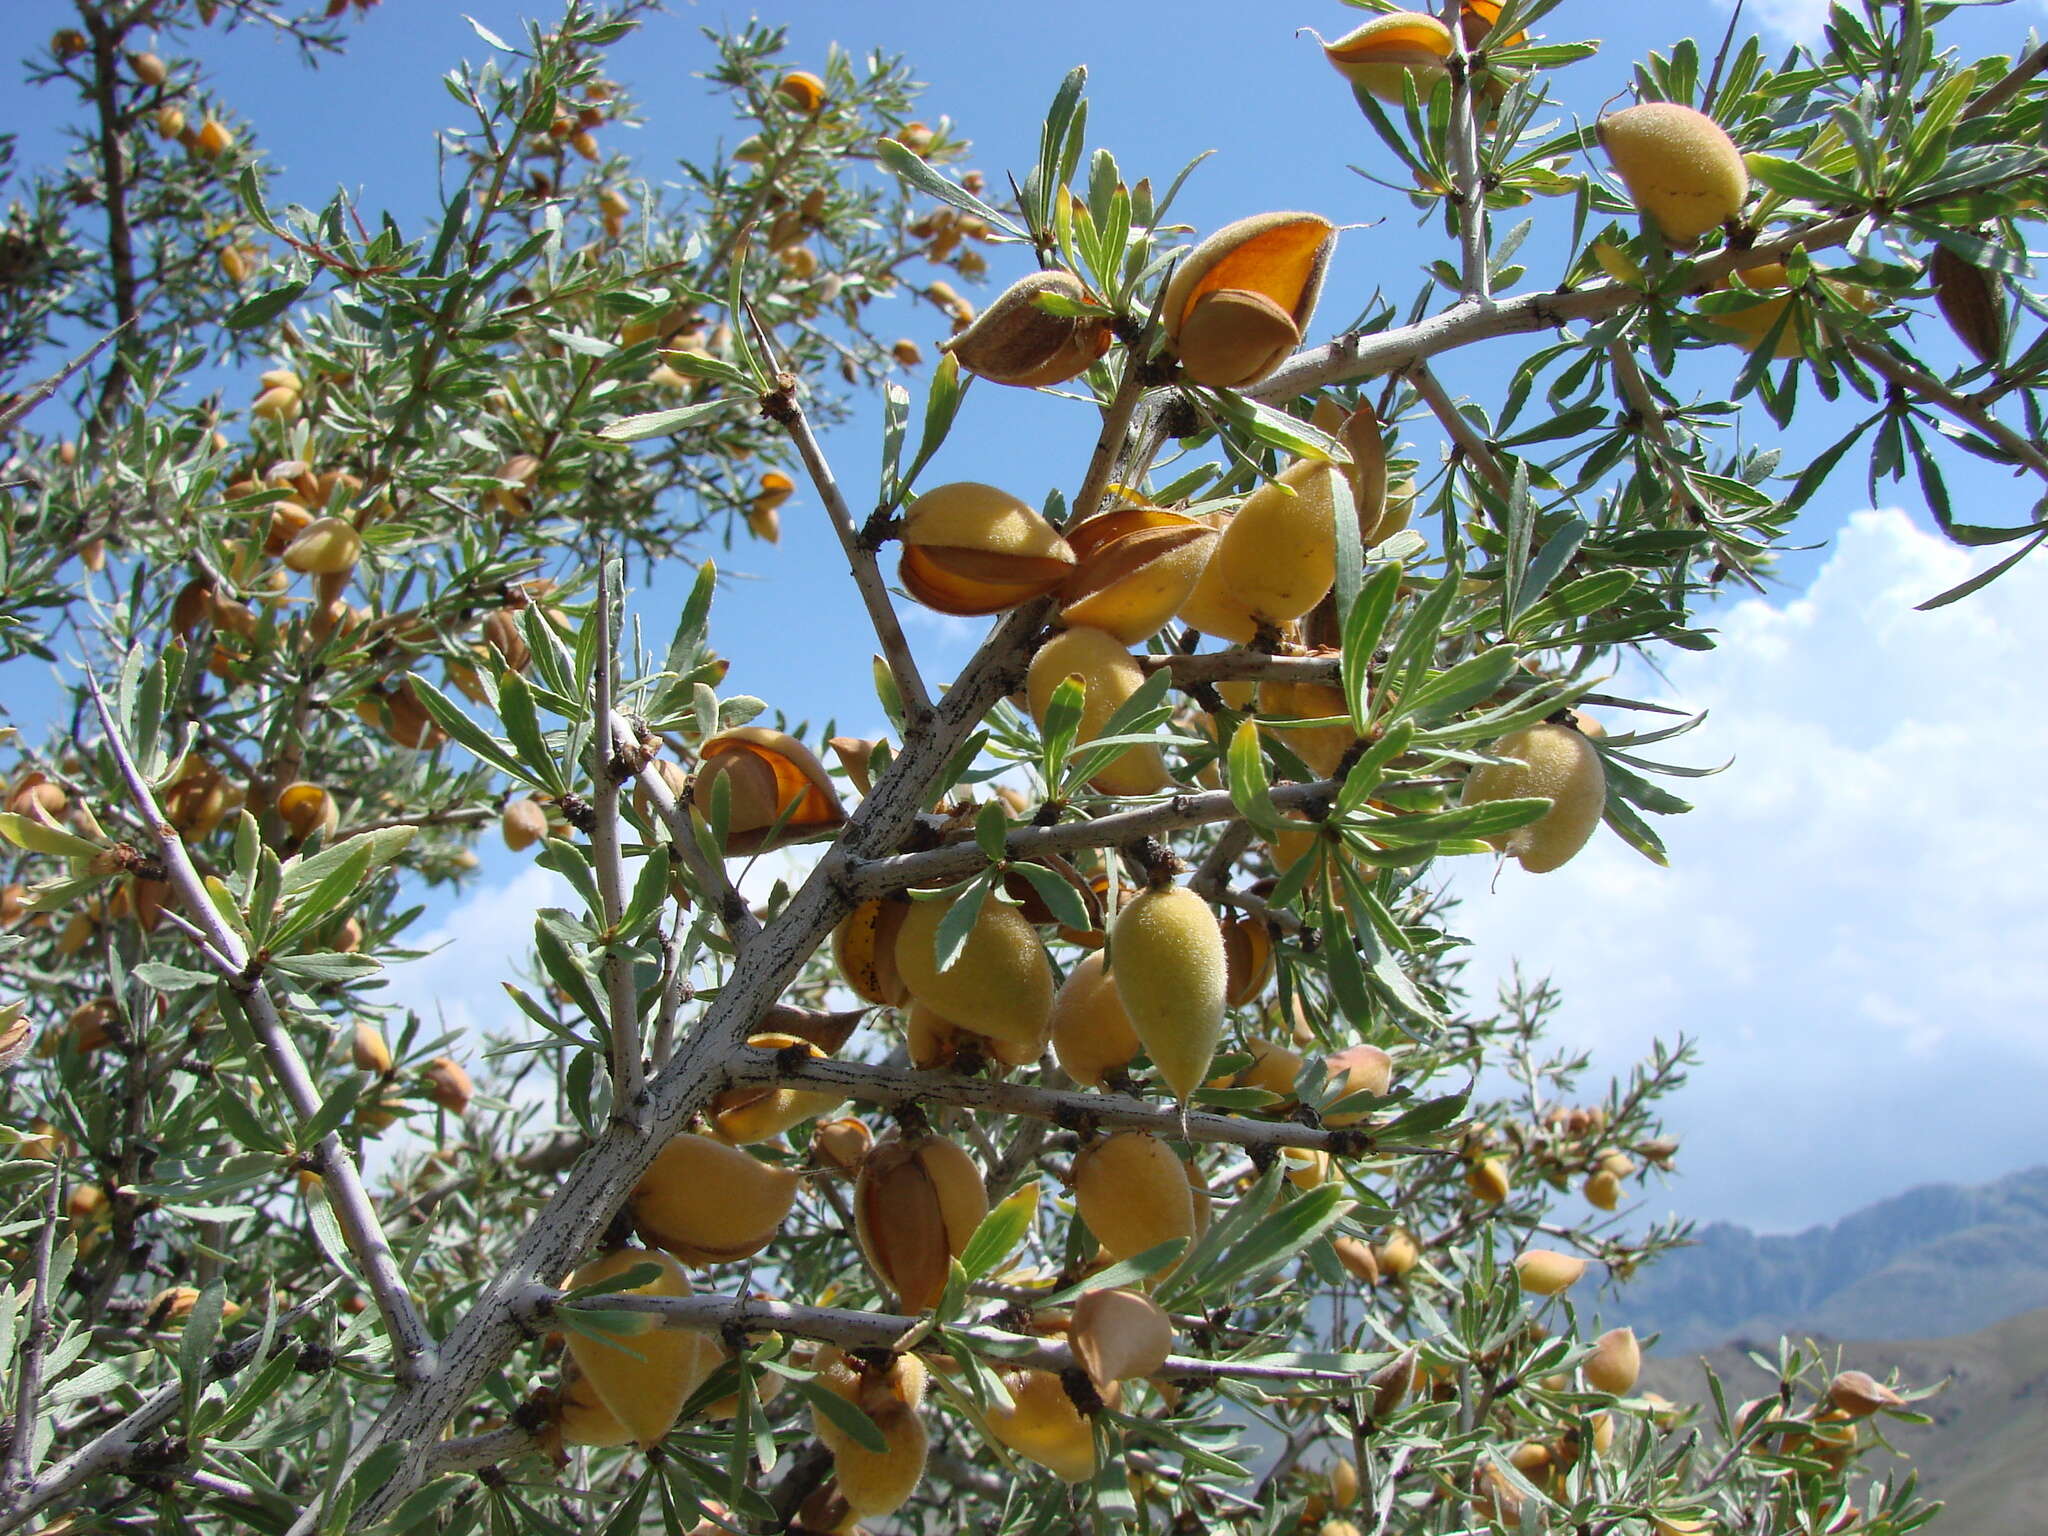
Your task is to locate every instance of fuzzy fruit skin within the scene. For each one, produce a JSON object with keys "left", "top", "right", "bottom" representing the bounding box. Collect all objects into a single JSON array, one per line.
[
  {"left": 833, "top": 897, "right": 912, "bottom": 1007},
  {"left": 1584, "top": 1326, "right": 1641, "bottom": 1395},
  {"left": 811, "top": 1349, "right": 930, "bottom": 1517},
  {"left": 854, "top": 1132, "right": 990, "bottom": 1312},
  {"left": 1322, "top": 1044, "right": 1394, "bottom": 1126},
  {"left": 984, "top": 1368, "right": 1112, "bottom": 1482},
  {"left": 1513, "top": 1249, "right": 1587, "bottom": 1295},
  {"left": 562, "top": 1247, "right": 713, "bottom": 1448},
  {"left": 630, "top": 1131, "right": 799, "bottom": 1263},
  {"left": 1460, "top": 721, "right": 1607, "bottom": 873},
  {"left": 898, "top": 481, "right": 1076, "bottom": 615},
  {"left": 711, "top": 1031, "right": 845, "bottom": 1143},
  {"left": 1597, "top": 103, "right": 1749, "bottom": 247},
  {"left": 1050, "top": 951, "right": 1142, "bottom": 1088},
  {"left": 1161, "top": 212, "right": 1335, "bottom": 388},
  {"left": 1069, "top": 1287, "right": 1173, "bottom": 1387},
  {"left": 1179, "top": 459, "right": 1343, "bottom": 640},
  {"left": 1073, "top": 1131, "right": 1199, "bottom": 1264},
  {"left": 1322, "top": 12, "right": 1456, "bottom": 103},
  {"left": 1110, "top": 885, "right": 1227, "bottom": 1102},
  {"left": 1057, "top": 506, "right": 1217, "bottom": 643},
  {"left": 893, "top": 892, "right": 1054, "bottom": 1048},
  {"left": 1025, "top": 626, "right": 1171, "bottom": 796}
]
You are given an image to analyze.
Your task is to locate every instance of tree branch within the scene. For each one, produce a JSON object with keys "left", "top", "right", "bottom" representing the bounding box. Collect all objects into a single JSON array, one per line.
[
  {"left": 84, "top": 678, "right": 437, "bottom": 1388},
  {"left": 588, "top": 557, "right": 648, "bottom": 1120}
]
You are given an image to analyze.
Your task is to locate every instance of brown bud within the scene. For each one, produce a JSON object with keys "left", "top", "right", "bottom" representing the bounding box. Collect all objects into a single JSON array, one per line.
[
  {"left": 1584, "top": 1326, "right": 1640, "bottom": 1396},
  {"left": 810, "top": 1115, "right": 874, "bottom": 1171},
  {"left": 1367, "top": 1347, "right": 1418, "bottom": 1418},
  {"left": 1332, "top": 1235, "right": 1379, "bottom": 1285}
]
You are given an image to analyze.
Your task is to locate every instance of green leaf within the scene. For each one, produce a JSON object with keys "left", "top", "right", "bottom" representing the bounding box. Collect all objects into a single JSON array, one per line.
[
  {"left": 973, "top": 801, "right": 1011, "bottom": 865},
  {"left": 1039, "top": 676, "right": 1085, "bottom": 787},
  {"left": 597, "top": 398, "right": 749, "bottom": 442},
  {"left": 931, "top": 877, "right": 991, "bottom": 972},
  {"left": 788, "top": 1376, "right": 886, "bottom": 1454},
  {"left": 225, "top": 281, "right": 308, "bottom": 331},
  {"left": 298, "top": 1076, "right": 362, "bottom": 1151},
  {"left": 402, "top": 674, "right": 531, "bottom": 783},
  {"left": 1341, "top": 561, "right": 1402, "bottom": 732},
  {"left": 958, "top": 1182, "right": 1039, "bottom": 1282},
  {"left": 873, "top": 139, "right": 1026, "bottom": 241},
  {"left": 0, "top": 813, "right": 102, "bottom": 860},
  {"left": 1227, "top": 718, "right": 1285, "bottom": 832},
  {"left": 1391, "top": 646, "right": 1520, "bottom": 727}
]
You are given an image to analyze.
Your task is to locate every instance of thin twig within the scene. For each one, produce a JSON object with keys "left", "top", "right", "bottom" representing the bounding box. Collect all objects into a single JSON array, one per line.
[
  {"left": 720, "top": 1048, "right": 1456, "bottom": 1159},
  {"left": 608, "top": 707, "right": 758, "bottom": 946},
  {"left": 1961, "top": 39, "right": 2048, "bottom": 120},
  {"left": 588, "top": 556, "right": 648, "bottom": 1122},
  {"left": 1070, "top": 352, "right": 1153, "bottom": 527},
  {"left": 553, "top": 1290, "right": 1380, "bottom": 1386},
  {"left": 2, "top": 1161, "right": 65, "bottom": 1501},
  {"left": 1843, "top": 333, "right": 2048, "bottom": 482},
  {"left": 845, "top": 776, "right": 1344, "bottom": 901},
  {"left": 1409, "top": 363, "right": 1510, "bottom": 495},
  {"left": 84, "top": 678, "right": 436, "bottom": 1388},
  {"left": 746, "top": 310, "right": 932, "bottom": 726}
]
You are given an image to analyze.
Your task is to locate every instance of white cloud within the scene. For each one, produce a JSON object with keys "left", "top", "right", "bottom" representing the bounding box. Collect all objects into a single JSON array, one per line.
[
  {"left": 380, "top": 862, "right": 573, "bottom": 1044},
  {"left": 1450, "top": 509, "right": 2048, "bottom": 1232}
]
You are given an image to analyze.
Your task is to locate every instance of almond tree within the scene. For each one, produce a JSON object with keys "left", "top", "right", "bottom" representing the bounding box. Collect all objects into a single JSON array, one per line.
[{"left": 1, "top": 0, "right": 2025, "bottom": 1531}]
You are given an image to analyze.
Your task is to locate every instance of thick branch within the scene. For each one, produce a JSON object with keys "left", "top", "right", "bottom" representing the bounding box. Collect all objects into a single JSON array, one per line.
[{"left": 85, "top": 681, "right": 437, "bottom": 1387}]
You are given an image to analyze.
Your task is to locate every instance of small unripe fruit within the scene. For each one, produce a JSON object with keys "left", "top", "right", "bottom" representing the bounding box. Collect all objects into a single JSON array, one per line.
[
  {"left": 1321, "top": 13, "right": 1455, "bottom": 103},
  {"left": 1514, "top": 1250, "right": 1587, "bottom": 1295},
  {"left": 1322, "top": 1044, "right": 1393, "bottom": 1125},
  {"left": 1465, "top": 1155, "right": 1511, "bottom": 1204},
  {"left": 1073, "top": 1132, "right": 1198, "bottom": 1264},
  {"left": 854, "top": 1131, "right": 989, "bottom": 1312},
  {"left": 563, "top": 1247, "right": 713, "bottom": 1448},
  {"left": 811, "top": 1349, "right": 929, "bottom": 1517},
  {"left": 1161, "top": 212, "right": 1336, "bottom": 388},
  {"left": 423, "top": 1057, "right": 472, "bottom": 1114},
  {"left": 1327, "top": 1457, "right": 1359, "bottom": 1509},
  {"left": 898, "top": 482, "right": 1075, "bottom": 616},
  {"left": 833, "top": 897, "right": 912, "bottom": 1007},
  {"left": 1025, "top": 626, "right": 1170, "bottom": 796},
  {"left": 711, "top": 1031, "right": 845, "bottom": 1143},
  {"left": 1375, "top": 1228, "right": 1420, "bottom": 1279},
  {"left": 1584, "top": 1169, "right": 1623, "bottom": 1210},
  {"left": 1069, "top": 1286, "right": 1173, "bottom": 1387},
  {"left": 631, "top": 1131, "right": 798, "bottom": 1263},
  {"left": 128, "top": 51, "right": 168, "bottom": 86},
  {"left": 893, "top": 891, "right": 1054, "bottom": 1049},
  {"left": 1332, "top": 1235, "right": 1379, "bottom": 1284},
  {"left": 276, "top": 781, "right": 338, "bottom": 841},
  {"left": 1050, "top": 951, "right": 1141, "bottom": 1088},
  {"left": 502, "top": 797, "right": 549, "bottom": 852},
  {"left": 944, "top": 270, "right": 1114, "bottom": 389},
  {"left": 1460, "top": 722, "right": 1607, "bottom": 873},
  {"left": 195, "top": 117, "right": 235, "bottom": 158},
  {"left": 810, "top": 1116, "right": 874, "bottom": 1171},
  {"left": 1584, "top": 1326, "right": 1641, "bottom": 1396},
  {"left": 1597, "top": 103, "right": 1748, "bottom": 247},
  {"left": 1367, "top": 1347, "right": 1418, "bottom": 1417},
  {"left": 351, "top": 1022, "right": 391, "bottom": 1074},
  {"left": 984, "top": 1368, "right": 1112, "bottom": 1482},
  {"left": 1109, "top": 884, "right": 1225, "bottom": 1102},
  {"left": 1828, "top": 1369, "right": 1905, "bottom": 1418},
  {"left": 1179, "top": 459, "right": 1343, "bottom": 641}
]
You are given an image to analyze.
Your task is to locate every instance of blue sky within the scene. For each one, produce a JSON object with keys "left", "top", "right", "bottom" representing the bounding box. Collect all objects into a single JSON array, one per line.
[{"left": 5, "top": 0, "right": 2046, "bottom": 1235}]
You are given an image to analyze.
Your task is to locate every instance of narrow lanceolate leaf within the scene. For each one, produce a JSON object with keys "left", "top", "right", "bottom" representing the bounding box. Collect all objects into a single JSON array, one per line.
[
  {"left": 1227, "top": 718, "right": 1285, "bottom": 833},
  {"left": 958, "top": 1183, "right": 1039, "bottom": 1281},
  {"left": 596, "top": 397, "right": 749, "bottom": 442},
  {"left": 931, "top": 875, "right": 992, "bottom": 972},
  {"left": 0, "top": 813, "right": 103, "bottom": 860}
]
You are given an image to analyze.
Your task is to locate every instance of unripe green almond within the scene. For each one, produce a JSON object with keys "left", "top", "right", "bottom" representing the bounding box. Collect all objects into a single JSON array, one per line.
[
  {"left": 562, "top": 1247, "right": 713, "bottom": 1448},
  {"left": 1025, "top": 626, "right": 1170, "bottom": 796},
  {"left": 1050, "top": 950, "right": 1141, "bottom": 1088},
  {"left": 1459, "top": 721, "right": 1607, "bottom": 873},
  {"left": 1597, "top": 102, "right": 1749, "bottom": 247},
  {"left": 1513, "top": 1249, "right": 1587, "bottom": 1295},
  {"left": 1584, "top": 1326, "right": 1641, "bottom": 1396},
  {"left": 1110, "top": 884, "right": 1226, "bottom": 1102},
  {"left": 1181, "top": 459, "right": 1343, "bottom": 642},
  {"left": 894, "top": 893, "right": 1054, "bottom": 1050},
  {"left": 1073, "top": 1131, "right": 1199, "bottom": 1264}
]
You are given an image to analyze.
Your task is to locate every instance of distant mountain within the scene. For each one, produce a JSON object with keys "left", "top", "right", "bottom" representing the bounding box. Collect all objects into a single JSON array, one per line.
[
  {"left": 1621, "top": 1166, "right": 2048, "bottom": 1353},
  {"left": 1644, "top": 1305, "right": 2048, "bottom": 1536}
]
